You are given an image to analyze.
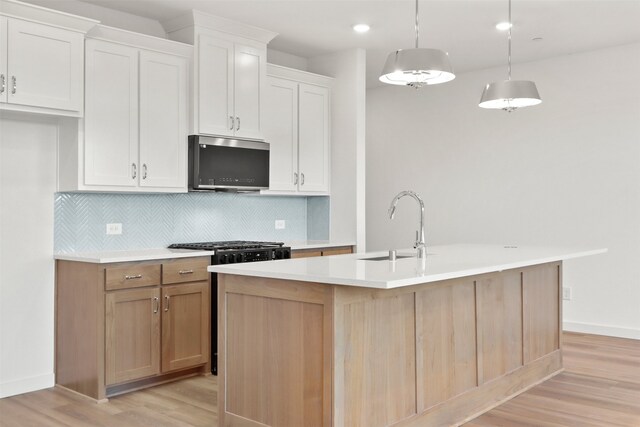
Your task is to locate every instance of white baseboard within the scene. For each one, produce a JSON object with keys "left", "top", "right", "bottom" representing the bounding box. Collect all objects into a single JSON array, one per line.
[
  {"left": 0, "top": 373, "right": 54, "bottom": 399},
  {"left": 563, "top": 321, "right": 640, "bottom": 340}
]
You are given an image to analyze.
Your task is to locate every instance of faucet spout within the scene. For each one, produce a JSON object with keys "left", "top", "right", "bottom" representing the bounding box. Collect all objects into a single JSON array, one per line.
[{"left": 388, "top": 190, "right": 426, "bottom": 259}]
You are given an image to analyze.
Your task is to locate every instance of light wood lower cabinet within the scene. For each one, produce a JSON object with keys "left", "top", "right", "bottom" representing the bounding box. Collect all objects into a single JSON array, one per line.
[
  {"left": 291, "top": 245, "right": 353, "bottom": 259},
  {"left": 56, "top": 256, "right": 211, "bottom": 401}
]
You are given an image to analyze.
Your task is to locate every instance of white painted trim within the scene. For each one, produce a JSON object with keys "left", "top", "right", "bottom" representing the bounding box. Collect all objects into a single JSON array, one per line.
[
  {"left": 0, "top": 0, "right": 98, "bottom": 33},
  {"left": 0, "top": 373, "right": 54, "bottom": 398},
  {"left": 563, "top": 321, "right": 640, "bottom": 340},
  {"left": 87, "top": 24, "right": 193, "bottom": 58}
]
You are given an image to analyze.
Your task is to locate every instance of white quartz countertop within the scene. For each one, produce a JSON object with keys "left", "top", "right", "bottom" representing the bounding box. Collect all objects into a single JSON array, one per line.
[
  {"left": 286, "top": 240, "right": 355, "bottom": 250},
  {"left": 54, "top": 248, "right": 213, "bottom": 264},
  {"left": 208, "top": 244, "right": 607, "bottom": 289}
]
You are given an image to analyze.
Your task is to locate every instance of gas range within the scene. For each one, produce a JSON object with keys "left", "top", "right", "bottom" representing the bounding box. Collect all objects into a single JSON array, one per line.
[{"left": 168, "top": 240, "right": 291, "bottom": 264}]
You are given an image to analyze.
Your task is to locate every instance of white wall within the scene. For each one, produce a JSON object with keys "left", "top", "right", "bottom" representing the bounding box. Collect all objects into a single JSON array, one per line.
[
  {"left": 366, "top": 43, "right": 640, "bottom": 339},
  {"left": 0, "top": 113, "right": 58, "bottom": 397},
  {"left": 22, "top": 0, "right": 167, "bottom": 37},
  {"left": 267, "top": 48, "right": 309, "bottom": 71},
  {"left": 309, "top": 49, "right": 367, "bottom": 251}
]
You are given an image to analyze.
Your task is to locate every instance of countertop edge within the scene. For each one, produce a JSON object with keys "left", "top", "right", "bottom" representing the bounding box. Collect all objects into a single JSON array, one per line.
[
  {"left": 287, "top": 241, "right": 356, "bottom": 250},
  {"left": 54, "top": 249, "right": 213, "bottom": 264}
]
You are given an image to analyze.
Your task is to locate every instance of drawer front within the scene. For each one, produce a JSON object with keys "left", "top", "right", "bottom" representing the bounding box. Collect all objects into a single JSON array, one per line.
[
  {"left": 163, "top": 257, "right": 210, "bottom": 285},
  {"left": 322, "top": 246, "right": 353, "bottom": 256},
  {"left": 105, "top": 264, "right": 161, "bottom": 290}
]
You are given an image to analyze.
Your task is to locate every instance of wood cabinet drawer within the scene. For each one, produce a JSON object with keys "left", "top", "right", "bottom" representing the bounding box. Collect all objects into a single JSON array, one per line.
[
  {"left": 162, "top": 257, "right": 210, "bottom": 285},
  {"left": 105, "top": 264, "right": 161, "bottom": 291},
  {"left": 322, "top": 246, "right": 353, "bottom": 256}
]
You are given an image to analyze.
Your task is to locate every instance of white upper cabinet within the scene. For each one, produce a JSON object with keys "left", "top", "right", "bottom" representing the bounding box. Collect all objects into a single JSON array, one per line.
[
  {"left": 139, "top": 50, "right": 188, "bottom": 189},
  {"left": 198, "top": 35, "right": 233, "bottom": 136},
  {"left": 58, "top": 26, "right": 192, "bottom": 193},
  {"left": 0, "top": 1, "right": 97, "bottom": 116},
  {"left": 197, "top": 35, "right": 266, "bottom": 140},
  {"left": 84, "top": 39, "right": 138, "bottom": 187},
  {"left": 298, "top": 83, "right": 330, "bottom": 193},
  {"left": 263, "top": 65, "right": 332, "bottom": 195},
  {"left": 164, "top": 11, "right": 277, "bottom": 141}
]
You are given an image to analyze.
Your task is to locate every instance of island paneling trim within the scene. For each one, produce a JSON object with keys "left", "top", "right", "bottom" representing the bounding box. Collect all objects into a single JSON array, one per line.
[{"left": 217, "top": 262, "right": 563, "bottom": 427}]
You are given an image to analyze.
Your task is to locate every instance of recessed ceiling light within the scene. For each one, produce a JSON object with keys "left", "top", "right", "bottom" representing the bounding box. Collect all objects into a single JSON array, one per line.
[
  {"left": 353, "top": 24, "right": 370, "bottom": 33},
  {"left": 496, "top": 22, "right": 512, "bottom": 31}
]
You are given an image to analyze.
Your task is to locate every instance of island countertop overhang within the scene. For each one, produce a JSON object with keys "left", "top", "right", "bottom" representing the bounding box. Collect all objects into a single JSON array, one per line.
[{"left": 208, "top": 243, "right": 607, "bottom": 289}]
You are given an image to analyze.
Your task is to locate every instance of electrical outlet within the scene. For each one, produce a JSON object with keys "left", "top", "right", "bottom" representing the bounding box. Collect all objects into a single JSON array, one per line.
[
  {"left": 275, "top": 220, "right": 286, "bottom": 230},
  {"left": 562, "top": 287, "right": 572, "bottom": 301},
  {"left": 106, "top": 223, "right": 122, "bottom": 235}
]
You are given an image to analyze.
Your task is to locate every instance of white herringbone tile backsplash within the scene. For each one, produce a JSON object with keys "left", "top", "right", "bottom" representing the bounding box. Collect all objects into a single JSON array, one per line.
[{"left": 54, "top": 192, "right": 323, "bottom": 253}]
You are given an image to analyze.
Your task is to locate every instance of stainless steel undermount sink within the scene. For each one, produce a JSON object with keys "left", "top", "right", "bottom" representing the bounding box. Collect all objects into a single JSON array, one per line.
[{"left": 360, "top": 255, "right": 414, "bottom": 261}]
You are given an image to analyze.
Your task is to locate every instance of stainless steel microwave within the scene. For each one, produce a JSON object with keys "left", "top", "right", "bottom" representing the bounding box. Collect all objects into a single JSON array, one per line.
[{"left": 188, "top": 135, "right": 270, "bottom": 191}]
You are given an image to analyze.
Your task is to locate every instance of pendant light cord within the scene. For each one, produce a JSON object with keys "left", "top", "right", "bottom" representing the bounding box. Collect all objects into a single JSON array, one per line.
[
  {"left": 507, "top": 0, "right": 512, "bottom": 80},
  {"left": 415, "top": 0, "right": 419, "bottom": 49}
]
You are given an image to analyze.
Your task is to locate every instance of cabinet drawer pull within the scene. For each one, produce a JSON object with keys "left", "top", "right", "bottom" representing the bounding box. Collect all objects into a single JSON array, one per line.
[
  {"left": 0, "top": 74, "right": 5, "bottom": 94},
  {"left": 294, "top": 172, "right": 298, "bottom": 185},
  {"left": 11, "top": 76, "right": 16, "bottom": 94},
  {"left": 152, "top": 296, "right": 159, "bottom": 314},
  {"left": 142, "top": 163, "right": 148, "bottom": 179},
  {"left": 124, "top": 274, "right": 143, "bottom": 280},
  {"left": 164, "top": 295, "right": 170, "bottom": 312},
  {"left": 236, "top": 116, "right": 240, "bottom": 131},
  {"left": 301, "top": 173, "right": 305, "bottom": 186},
  {"left": 131, "top": 163, "right": 137, "bottom": 179},
  {"left": 178, "top": 269, "right": 194, "bottom": 275},
  {"left": 229, "top": 116, "right": 235, "bottom": 130}
]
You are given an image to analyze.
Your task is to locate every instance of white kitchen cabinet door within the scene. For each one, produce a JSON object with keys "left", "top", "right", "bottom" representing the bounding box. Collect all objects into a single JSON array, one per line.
[
  {"left": 0, "top": 17, "right": 7, "bottom": 104},
  {"left": 84, "top": 39, "right": 139, "bottom": 187},
  {"left": 263, "top": 76, "right": 298, "bottom": 192},
  {"left": 6, "top": 18, "right": 83, "bottom": 112},
  {"left": 233, "top": 43, "right": 264, "bottom": 140},
  {"left": 198, "top": 34, "right": 234, "bottom": 137},
  {"left": 139, "top": 50, "right": 188, "bottom": 189},
  {"left": 298, "top": 83, "right": 330, "bottom": 193}
]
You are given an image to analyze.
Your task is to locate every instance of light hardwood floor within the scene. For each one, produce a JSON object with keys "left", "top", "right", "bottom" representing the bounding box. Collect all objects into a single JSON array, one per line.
[{"left": 1, "top": 332, "right": 639, "bottom": 427}]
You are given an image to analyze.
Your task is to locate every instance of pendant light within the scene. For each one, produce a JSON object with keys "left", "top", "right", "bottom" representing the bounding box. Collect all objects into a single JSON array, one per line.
[
  {"left": 479, "top": 0, "right": 541, "bottom": 111},
  {"left": 379, "top": 0, "right": 455, "bottom": 88}
]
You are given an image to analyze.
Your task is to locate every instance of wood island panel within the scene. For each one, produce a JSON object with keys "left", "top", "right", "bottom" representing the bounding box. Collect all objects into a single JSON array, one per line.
[
  {"left": 416, "top": 279, "right": 477, "bottom": 410},
  {"left": 217, "top": 262, "right": 563, "bottom": 427},
  {"left": 476, "top": 271, "right": 523, "bottom": 383}
]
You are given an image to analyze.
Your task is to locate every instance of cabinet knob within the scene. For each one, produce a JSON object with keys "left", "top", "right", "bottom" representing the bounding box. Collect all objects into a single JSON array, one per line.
[
  {"left": 11, "top": 76, "right": 16, "bottom": 95},
  {"left": 0, "top": 75, "right": 5, "bottom": 94}
]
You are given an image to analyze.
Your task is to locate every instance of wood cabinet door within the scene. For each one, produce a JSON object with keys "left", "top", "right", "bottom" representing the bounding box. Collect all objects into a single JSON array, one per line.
[
  {"left": 233, "top": 43, "right": 265, "bottom": 140},
  {"left": 84, "top": 39, "right": 139, "bottom": 187},
  {"left": 139, "top": 50, "right": 187, "bottom": 190},
  {"left": 6, "top": 18, "right": 83, "bottom": 111},
  {"left": 198, "top": 34, "right": 234, "bottom": 137},
  {"left": 0, "top": 17, "right": 7, "bottom": 104},
  {"left": 264, "top": 76, "right": 298, "bottom": 191},
  {"left": 161, "top": 282, "right": 210, "bottom": 372},
  {"left": 298, "top": 83, "right": 330, "bottom": 193},
  {"left": 105, "top": 288, "right": 161, "bottom": 385}
]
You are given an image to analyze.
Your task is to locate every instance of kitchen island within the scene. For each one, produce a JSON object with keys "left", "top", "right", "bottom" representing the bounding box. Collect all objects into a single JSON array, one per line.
[{"left": 209, "top": 244, "right": 605, "bottom": 427}]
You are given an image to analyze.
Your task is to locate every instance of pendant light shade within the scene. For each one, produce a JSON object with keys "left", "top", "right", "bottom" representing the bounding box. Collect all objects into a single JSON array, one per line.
[
  {"left": 379, "top": 0, "right": 454, "bottom": 88},
  {"left": 479, "top": 80, "right": 541, "bottom": 110},
  {"left": 380, "top": 48, "right": 455, "bottom": 87},
  {"left": 479, "top": 0, "right": 541, "bottom": 111}
]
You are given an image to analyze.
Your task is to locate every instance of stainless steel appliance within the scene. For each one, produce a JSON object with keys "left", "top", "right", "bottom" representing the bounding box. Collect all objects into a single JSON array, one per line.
[
  {"left": 188, "top": 135, "right": 270, "bottom": 191},
  {"left": 168, "top": 241, "right": 291, "bottom": 374}
]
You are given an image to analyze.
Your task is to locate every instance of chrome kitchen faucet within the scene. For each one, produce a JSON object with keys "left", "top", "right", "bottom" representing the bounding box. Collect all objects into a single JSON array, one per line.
[{"left": 388, "top": 190, "right": 427, "bottom": 259}]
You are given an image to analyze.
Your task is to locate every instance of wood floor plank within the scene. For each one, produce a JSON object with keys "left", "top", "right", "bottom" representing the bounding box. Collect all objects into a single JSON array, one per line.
[{"left": 0, "top": 332, "right": 639, "bottom": 427}]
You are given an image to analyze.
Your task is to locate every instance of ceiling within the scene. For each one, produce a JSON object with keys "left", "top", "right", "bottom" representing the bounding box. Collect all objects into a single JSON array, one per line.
[{"left": 44, "top": 1, "right": 640, "bottom": 87}]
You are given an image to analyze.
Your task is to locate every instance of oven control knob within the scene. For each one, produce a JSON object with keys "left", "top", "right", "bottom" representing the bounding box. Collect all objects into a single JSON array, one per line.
[
  {"left": 228, "top": 254, "right": 235, "bottom": 263},
  {"left": 275, "top": 250, "right": 283, "bottom": 259},
  {"left": 235, "top": 253, "right": 243, "bottom": 263},
  {"left": 218, "top": 254, "right": 226, "bottom": 264}
]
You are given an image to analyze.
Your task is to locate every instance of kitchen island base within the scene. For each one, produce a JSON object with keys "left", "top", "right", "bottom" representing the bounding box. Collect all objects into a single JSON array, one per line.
[{"left": 217, "top": 262, "right": 562, "bottom": 427}]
